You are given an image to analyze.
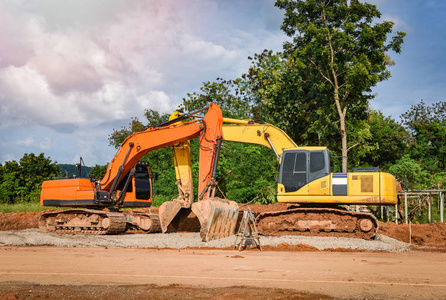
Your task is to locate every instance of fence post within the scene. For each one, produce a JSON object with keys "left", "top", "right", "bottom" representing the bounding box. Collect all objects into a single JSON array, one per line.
[
  {"left": 395, "top": 204, "right": 398, "bottom": 224},
  {"left": 440, "top": 191, "right": 444, "bottom": 223},
  {"left": 404, "top": 192, "right": 408, "bottom": 224},
  {"left": 428, "top": 194, "right": 432, "bottom": 223}
]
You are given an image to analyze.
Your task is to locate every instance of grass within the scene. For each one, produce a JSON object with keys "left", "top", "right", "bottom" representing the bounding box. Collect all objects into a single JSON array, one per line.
[
  {"left": 0, "top": 202, "right": 59, "bottom": 213},
  {"left": 0, "top": 195, "right": 176, "bottom": 213}
]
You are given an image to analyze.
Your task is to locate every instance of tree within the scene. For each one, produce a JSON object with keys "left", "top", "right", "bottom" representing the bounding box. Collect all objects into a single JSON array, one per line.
[
  {"left": 362, "top": 109, "right": 410, "bottom": 169},
  {"left": 401, "top": 100, "right": 446, "bottom": 173},
  {"left": 244, "top": 50, "right": 339, "bottom": 147},
  {"left": 0, "top": 153, "right": 59, "bottom": 203},
  {"left": 275, "top": 0, "right": 405, "bottom": 172},
  {"left": 88, "top": 164, "right": 108, "bottom": 180},
  {"left": 181, "top": 79, "right": 256, "bottom": 119}
]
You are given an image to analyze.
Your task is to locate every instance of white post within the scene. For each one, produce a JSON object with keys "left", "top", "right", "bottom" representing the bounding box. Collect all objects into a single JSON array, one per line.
[
  {"left": 419, "top": 197, "right": 422, "bottom": 218},
  {"left": 428, "top": 195, "right": 432, "bottom": 223},
  {"left": 441, "top": 192, "right": 444, "bottom": 223},
  {"left": 404, "top": 192, "right": 408, "bottom": 224},
  {"left": 395, "top": 204, "right": 398, "bottom": 224}
]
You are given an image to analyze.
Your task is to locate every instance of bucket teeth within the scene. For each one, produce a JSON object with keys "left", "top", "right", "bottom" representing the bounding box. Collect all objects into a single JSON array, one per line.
[{"left": 192, "top": 198, "right": 239, "bottom": 242}]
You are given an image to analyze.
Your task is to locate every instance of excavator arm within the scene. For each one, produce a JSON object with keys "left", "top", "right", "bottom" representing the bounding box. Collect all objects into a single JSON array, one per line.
[
  {"left": 221, "top": 118, "right": 298, "bottom": 158},
  {"left": 99, "top": 103, "right": 223, "bottom": 204}
]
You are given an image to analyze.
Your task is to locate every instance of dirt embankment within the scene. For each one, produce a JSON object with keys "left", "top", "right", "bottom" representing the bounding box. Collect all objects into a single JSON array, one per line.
[
  {"left": 1, "top": 204, "right": 446, "bottom": 248},
  {"left": 379, "top": 221, "right": 446, "bottom": 247}
]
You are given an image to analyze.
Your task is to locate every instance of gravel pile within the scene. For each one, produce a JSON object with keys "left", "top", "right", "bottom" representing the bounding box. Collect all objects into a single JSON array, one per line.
[{"left": 0, "top": 229, "right": 411, "bottom": 252}]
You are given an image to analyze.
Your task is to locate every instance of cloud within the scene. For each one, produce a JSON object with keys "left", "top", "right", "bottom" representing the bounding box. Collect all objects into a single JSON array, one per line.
[
  {"left": 0, "top": 0, "right": 288, "bottom": 165},
  {"left": 15, "top": 136, "right": 35, "bottom": 147},
  {"left": 45, "top": 123, "right": 79, "bottom": 134},
  {"left": 1, "top": 0, "right": 276, "bottom": 130}
]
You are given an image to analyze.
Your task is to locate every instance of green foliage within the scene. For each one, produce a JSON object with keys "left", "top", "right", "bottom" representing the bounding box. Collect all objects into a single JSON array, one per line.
[
  {"left": 401, "top": 100, "right": 446, "bottom": 172},
  {"left": 182, "top": 78, "right": 256, "bottom": 119},
  {"left": 217, "top": 143, "right": 278, "bottom": 204},
  {"left": 271, "top": 0, "right": 405, "bottom": 171},
  {"left": 0, "top": 153, "right": 60, "bottom": 204},
  {"left": 388, "top": 155, "right": 430, "bottom": 189},
  {"left": 151, "top": 194, "right": 176, "bottom": 207},
  {"left": 362, "top": 109, "right": 410, "bottom": 169},
  {"left": 88, "top": 164, "right": 108, "bottom": 180}
]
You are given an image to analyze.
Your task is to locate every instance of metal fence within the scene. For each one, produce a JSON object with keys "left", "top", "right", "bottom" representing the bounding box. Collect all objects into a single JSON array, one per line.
[{"left": 397, "top": 190, "right": 445, "bottom": 224}]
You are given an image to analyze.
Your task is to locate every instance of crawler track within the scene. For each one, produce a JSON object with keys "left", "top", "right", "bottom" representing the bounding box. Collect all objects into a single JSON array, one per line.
[
  {"left": 125, "top": 211, "right": 161, "bottom": 233},
  {"left": 255, "top": 207, "right": 379, "bottom": 239},
  {"left": 39, "top": 209, "right": 127, "bottom": 234}
]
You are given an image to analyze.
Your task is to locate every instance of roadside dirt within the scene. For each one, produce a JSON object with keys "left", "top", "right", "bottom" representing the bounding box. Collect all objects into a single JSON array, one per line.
[
  {"left": 1, "top": 204, "right": 446, "bottom": 248},
  {"left": 1, "top": 204, "right": 446, "bottom": 299},
  {"left": 2, "top": 247, "right": 445, "bottom": 300},
  {"left": 0, "top": 283, "right": 333, "bottom": 300}
]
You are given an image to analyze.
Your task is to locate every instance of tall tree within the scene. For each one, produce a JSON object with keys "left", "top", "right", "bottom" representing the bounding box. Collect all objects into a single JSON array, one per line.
[
  {"left": 275, "top": 0, "right": 405, "bottom": 171},
  {"left": 401, "top": 100, "right": 446, "bottom": 172}
]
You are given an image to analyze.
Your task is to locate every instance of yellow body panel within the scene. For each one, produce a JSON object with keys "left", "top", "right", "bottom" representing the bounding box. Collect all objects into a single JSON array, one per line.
[{"left": 277, "top": 172, "right": 397, "bottom": 205}]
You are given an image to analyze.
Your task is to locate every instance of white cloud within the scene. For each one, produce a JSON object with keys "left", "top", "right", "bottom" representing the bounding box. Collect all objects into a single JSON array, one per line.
[
  {"left": 0, "top": 0, "right": 261, "bottom": 130},
  {"left": 0, "top": 0, "right": 289, "bottom": 165},
  {"left": 15, "top": 136, "right": 35, "bottom": 147}
]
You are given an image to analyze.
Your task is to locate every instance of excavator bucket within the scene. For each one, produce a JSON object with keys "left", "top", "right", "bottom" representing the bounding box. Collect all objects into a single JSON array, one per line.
[
  {"left": 159, "top": 199, "right": 192, "bottom": 233},
  {"left": 191, "top": 198, "right": 239, "bottom": 242}
]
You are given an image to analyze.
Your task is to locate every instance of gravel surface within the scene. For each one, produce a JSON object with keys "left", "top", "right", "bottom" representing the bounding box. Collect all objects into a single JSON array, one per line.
[{"left": 0, "top": 228, "right": 411, "bottom": 252}]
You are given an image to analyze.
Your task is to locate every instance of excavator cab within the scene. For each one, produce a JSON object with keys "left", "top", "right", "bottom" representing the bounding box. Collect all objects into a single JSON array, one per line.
[
  {"left": 115, "top": 163, "right": 152, "bottom": 207},
  {"left": 276, "top": 147, "right": 397, "bottom": 205},
  {"left": 278, "top": 148, "right": 331, "bottom": 193}
]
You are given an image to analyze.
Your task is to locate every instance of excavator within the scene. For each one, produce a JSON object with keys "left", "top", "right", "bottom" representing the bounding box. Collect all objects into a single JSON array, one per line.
[
  {"left": 166, "top": 116, "right": 398, "bottom": 239},
  {"left": 39, "top": 103, "right": 239, "bottom": 242}
]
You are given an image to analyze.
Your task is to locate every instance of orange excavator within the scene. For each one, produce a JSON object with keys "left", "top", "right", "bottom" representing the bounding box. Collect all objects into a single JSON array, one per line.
[{"left": 39, "top": 103, "right": 239, "bottom": 241}]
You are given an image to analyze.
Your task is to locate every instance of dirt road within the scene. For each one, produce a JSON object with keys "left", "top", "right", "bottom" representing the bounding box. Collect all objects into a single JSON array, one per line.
[{"left": 1, "top": 247, "right": 445, "bottom": 299}]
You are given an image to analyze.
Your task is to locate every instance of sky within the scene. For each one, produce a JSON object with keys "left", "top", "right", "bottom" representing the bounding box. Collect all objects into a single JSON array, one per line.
[{"left": 0, "top": 0, "right": 445, "bottom": 166}]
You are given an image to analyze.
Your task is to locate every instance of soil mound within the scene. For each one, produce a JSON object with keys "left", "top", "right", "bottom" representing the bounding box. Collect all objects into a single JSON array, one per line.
[
  {"left": 0, "top": 211, "right": 40, "bottom": 231},
  {"left": 378, "top": 221, "right": 446, "bottom": 246}
]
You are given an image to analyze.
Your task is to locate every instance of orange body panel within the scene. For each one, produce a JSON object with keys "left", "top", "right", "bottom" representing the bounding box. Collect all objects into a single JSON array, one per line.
[{"left": 40, "top": 178, "right": 95, "bottom": 205}]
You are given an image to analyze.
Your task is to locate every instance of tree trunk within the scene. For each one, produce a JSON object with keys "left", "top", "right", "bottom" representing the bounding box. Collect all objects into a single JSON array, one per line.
[{"left": 333, "top": 88, "right": 348, "bottom": 173}]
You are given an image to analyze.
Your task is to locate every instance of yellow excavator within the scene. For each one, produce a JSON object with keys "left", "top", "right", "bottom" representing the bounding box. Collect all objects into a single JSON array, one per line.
[{"left": 165, "top": 116, "right": 398, "bottom": 239}]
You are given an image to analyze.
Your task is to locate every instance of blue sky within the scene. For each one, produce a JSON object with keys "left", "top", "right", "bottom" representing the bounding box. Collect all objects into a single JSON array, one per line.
[{"left": 0, "top": 0, "right": 444, "bottom": 166}]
